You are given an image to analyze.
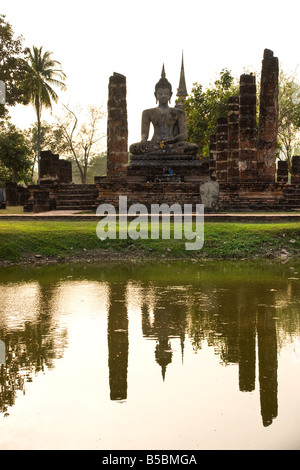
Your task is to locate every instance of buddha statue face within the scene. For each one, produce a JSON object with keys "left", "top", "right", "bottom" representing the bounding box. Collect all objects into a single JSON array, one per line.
[
  {"left": 154, "top": 87, "right": 173, "bottom": 106},
  {"left": 154, "top": 67, "right": 173, "bottom": 106}
]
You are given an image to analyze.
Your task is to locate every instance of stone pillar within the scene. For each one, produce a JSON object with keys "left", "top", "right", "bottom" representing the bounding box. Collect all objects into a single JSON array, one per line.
[
  {"left": 239, "top": 74, "right": 257, "bottom": 181},
  {"left": 215, "top": 117, "right": 228, "bottom": 182},
  {"left": 209, "top": 134, "right": 217, "bottom": 180},
  {"left": 277, "top": 160, "right": 288, "bottom": 183},
  {"left": 257, "top": 49, "right": 279, "bottom": 182},
  {"left": 227, "top": 96, "right": 240, "bottom": 182},
  {"left": 107, "top": 73, "right": 128, "bottom": 181},
  {"left": 291, "top": 156, "right": 300, "bottom": 184}
]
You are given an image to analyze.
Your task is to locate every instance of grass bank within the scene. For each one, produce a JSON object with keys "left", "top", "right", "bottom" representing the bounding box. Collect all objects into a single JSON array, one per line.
[{"left": 0, "top": 219, "right": 299, "bottom": 265}]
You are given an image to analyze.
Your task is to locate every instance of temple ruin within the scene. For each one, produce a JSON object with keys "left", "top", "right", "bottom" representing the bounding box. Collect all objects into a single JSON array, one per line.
[{"left": 21, "top": 49, "right": 300, "bottom": 213}]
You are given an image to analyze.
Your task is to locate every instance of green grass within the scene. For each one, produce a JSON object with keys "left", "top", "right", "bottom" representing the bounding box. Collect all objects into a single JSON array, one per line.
[
  {"left": 0, "top": 219, "right": 299, "bottom": 262},
  {"left": 0, "top": 206, "right": 25, "bottom": 215}
]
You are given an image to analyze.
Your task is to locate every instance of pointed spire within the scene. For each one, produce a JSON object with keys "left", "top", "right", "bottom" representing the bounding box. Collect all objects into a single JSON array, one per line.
[
  {"left": 177, "top": 51, "right": 188, "bottom": 99},
  {"left": 161, "top": 64, "right": 166, "bottom": 79}
]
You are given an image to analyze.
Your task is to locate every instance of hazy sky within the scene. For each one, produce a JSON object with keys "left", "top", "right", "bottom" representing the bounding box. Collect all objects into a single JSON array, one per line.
[{"left": 2, "top": 0, "right": 300, "bottom": 144}]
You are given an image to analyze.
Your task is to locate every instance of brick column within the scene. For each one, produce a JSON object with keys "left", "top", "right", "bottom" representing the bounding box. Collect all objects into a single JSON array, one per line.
[
  {"left": 209, "top": 134, "right": 217, "bottom": 180},
  {"left": 227, "top": 96, "right": 240, "bottom": 182},
  {"left": 257, "top": 49, "right": 279, "bottom": 182},
  {"left": 216, "top": 117, "right": 228, "bottom": 182},
  {"left": 291, "top": 156, "right": 300, "bottom": 184},
  {"left": 238, "top": 74, "right": 257, "bottom": 181},
  {"left": 107, "top": 73, "right": 128, "bottom": 181}
]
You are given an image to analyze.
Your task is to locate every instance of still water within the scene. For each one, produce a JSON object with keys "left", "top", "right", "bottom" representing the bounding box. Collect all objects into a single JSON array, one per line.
[{"left": 0, "top": 260, "right": 299, "bottom": 450}]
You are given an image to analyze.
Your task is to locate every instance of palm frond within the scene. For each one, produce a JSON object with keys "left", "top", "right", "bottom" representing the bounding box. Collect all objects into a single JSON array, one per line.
[{"left": 23, "top": 45, "right": 67, "bottom": 109}]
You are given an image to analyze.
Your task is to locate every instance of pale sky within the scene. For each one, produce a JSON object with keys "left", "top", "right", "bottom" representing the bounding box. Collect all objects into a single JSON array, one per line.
[{"left": 2, "top": 0, "right": 300, "bottom": 145}]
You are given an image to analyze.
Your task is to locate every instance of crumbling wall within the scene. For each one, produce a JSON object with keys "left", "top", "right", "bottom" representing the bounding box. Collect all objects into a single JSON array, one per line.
[
  {"left": 40, "top": 150, "right": 72, "bottom": 184},
  {"left": 238, "top": 74, "right": 257, "bottom": 181}
]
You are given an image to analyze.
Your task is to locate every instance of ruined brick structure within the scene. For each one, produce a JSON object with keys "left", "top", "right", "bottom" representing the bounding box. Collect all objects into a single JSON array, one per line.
[
  {"left": 227, "top": 96, "right": 240, "bottom": 182},
  {"left": 95, "top": 69, "right": 210, "bottom": 210},
  {"left": 239, "top": 74, "right": 258, "bottom": 181},
  {"left": 291, "top": 156, "right": 300, "bottom": 184},
  {"left": 20, "top": 49, "right": 300, "bottom": 213},
  {"left": 208, "top": 49, "right": 300, "bottom": 211},
  {"left": 215, "top": 117, "right": 228, "bottom": 182},
  {"left": 40, "top": 150, "right": 72, "bottom": 184},
  {"left": 257, "top": 50, "right": 279, "bottom": 182},
  {"left": 107, "top": 73, "right": 128, "bottom": 181}
]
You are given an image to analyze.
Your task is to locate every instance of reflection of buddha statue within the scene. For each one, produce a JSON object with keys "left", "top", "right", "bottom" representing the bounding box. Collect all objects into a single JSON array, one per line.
[{"left": 129, "top": 66, "right": 198, "bottom": 156}]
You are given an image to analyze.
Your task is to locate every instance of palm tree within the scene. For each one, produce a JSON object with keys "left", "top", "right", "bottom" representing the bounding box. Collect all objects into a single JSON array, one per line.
[{"left": 23, "top": 46, "right": 66, "bottom": 181}]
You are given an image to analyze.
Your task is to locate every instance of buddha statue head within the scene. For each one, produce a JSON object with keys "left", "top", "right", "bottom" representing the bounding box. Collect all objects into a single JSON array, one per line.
[{"left": 154, "top": 65, "right": 173, "bottom": 105}]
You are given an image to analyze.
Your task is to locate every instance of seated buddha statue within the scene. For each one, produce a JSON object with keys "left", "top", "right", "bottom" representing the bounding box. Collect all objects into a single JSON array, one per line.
[{"left": 129, "top": 66, "right": 198, "bottom": 156}]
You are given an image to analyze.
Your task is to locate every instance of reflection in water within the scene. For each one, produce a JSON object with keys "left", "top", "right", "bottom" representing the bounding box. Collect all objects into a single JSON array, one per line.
[
  {"left": 0, "top": 281, "right": 68, "bottom": 416},
  {"left": 0, "top": 261, "right": 299, "bottom": 435},
  {"left": 107, "top": 283, "right": 128, "bottom": 401},
  {"left": 257, "top": 309, "right": 278, "bottom": 427},
  {"left": 131, "top": 281, "right": 280, "bottom": 427},
  {"left": 141, "top": 287, "right": 186, "bottom": 380}
]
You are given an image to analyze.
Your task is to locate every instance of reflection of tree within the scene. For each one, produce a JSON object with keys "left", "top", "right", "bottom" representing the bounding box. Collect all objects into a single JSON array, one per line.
[{"left": 0, "top": 284, "right": 68, "bottom": 416}]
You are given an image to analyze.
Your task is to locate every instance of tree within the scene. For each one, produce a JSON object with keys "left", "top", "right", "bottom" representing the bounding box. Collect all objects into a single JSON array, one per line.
[
  {"left": 277, "top": 68, "right": 300, "bottom": 174},
  {"left": 0, "top": 14, "right": 29, "bottom": 119},
  {"left": 22, "top": 46, "right": 66, "bottom": 180},
  {"left": 0, "top": 123, "right": 32, "bottom": 183},
  {"left": 185, "top": 69, "right": 238, "bottom": 158},
  {"left": 55, "top": 104, "right": 106, "bottom": 184}
]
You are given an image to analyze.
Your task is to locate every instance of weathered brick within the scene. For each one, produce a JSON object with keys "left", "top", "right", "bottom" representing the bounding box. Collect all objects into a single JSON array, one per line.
[{"left": 107, "top": 73, "right": 128, "bottom": 181}]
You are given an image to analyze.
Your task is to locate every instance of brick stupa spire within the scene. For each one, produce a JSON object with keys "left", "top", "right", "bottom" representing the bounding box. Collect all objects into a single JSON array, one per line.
[{"left": 176, "top": 52, "right": 188, "bottom": 108}]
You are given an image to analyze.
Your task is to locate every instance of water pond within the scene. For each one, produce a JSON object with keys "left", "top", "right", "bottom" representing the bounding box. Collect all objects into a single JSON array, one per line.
[{"left": 0, "top": 259, "right": 299, "bottom": 450}]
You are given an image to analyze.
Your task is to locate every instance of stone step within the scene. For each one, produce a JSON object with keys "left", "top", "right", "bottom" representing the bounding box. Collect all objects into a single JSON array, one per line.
[
  {"left": 56, "top": 200, "right": 96, "bottom": 207},
  {"left": 56, "top": 194, "right": 97, "bottom": 201},
  {"left": 55, "top": 190, "right": 98, "bottom": 196},
  {"left": 57, "top": 184, "right": 97, "bottom": 189},
  {"left": 57, "top": 205, "right": 96, "bottom": 211}
]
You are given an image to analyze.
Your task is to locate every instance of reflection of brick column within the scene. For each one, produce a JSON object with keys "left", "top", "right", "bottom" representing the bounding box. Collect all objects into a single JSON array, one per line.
[
  {"left": 107, "top": 285, "right": 128, "bottom": 401},
  {"left": 257, "top": 49, "right": 279, "bottom": 182},
  {"left": 291, "top": 156, "right": 300, "bottom": 183},
  {"left": 257, "top": 309, "right": 278, "bottom": 427},
  {"left": 209, "top": 134, "right": 217, "bottom": 180},
  {"left": 216, "top": 118, "right": 228, "bottom": 182},
  {"left": 227, "top": 96, "right": 240, "bottom": 182},
  {"left": 239, "top": 74, "right": 257, "bottom": 181},
  {"left": 107, "top": 73, "right": 128, "bottom": 181}
]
